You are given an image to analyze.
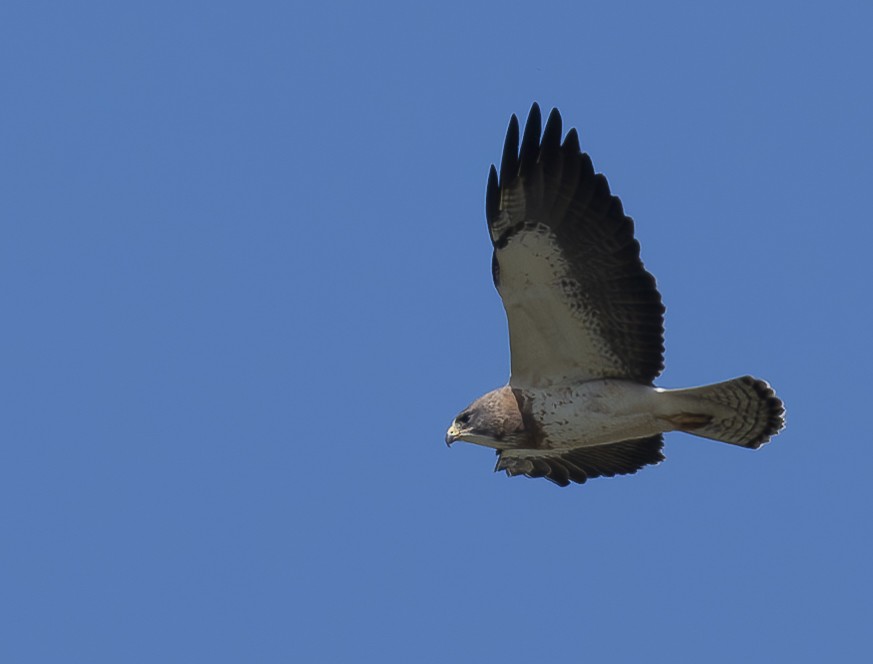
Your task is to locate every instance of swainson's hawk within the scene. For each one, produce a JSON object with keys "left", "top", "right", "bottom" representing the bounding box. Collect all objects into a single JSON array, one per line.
[{"left": 446, "top": 104, "right": 785, "bottom": 487}]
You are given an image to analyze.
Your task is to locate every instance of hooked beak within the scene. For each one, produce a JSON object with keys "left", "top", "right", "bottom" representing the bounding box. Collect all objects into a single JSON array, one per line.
[{"left": 445, "top": 424, "right": 462, "bottom": 446}]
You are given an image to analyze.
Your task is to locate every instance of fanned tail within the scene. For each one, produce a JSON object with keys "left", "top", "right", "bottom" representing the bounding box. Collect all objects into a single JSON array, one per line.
[{"left": 663, "top": 376, "right": 785, "bottom": 449}]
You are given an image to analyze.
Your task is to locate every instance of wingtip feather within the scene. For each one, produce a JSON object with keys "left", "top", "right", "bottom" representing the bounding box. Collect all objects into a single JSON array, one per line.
[
  {"left": 499, "top": 115, "right": 520, "bottom": 185},
  {"left": 486, "top": 165, "right": 499, "bottom": 221},
  {"left": 519, "top": 104, "right": 542, "bottom": 170},
  {"left": 562, "top": 127, "right": 580, "bottom": 154},
  {"left": 542, "top": 108, "right": 562, "bottom": 148}
]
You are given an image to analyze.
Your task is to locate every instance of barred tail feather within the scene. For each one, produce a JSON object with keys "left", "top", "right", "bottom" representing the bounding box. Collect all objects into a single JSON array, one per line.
[{"left": 664, "top": 376, "right": 785, "bottom": 448}]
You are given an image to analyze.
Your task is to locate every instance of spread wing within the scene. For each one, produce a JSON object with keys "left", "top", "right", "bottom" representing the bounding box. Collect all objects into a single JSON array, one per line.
[
  {"left": 496, "top": 435, "right": 665, "bottom": 487},
  {"left": 487, "top": 104, "right": 665, "bottom": 387}
]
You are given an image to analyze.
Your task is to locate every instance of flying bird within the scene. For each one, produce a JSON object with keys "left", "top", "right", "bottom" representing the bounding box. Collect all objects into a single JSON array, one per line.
[{"left": 446, "top": 103, "right": 785, "bottom": 487}]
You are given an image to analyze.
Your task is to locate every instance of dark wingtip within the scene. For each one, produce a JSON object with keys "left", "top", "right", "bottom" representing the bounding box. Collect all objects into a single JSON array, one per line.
[
  {"left": 486, "top": 164, "right": 499, "bottom": 222},
  {"left": 499, "top": 114, "right": 520, "bottom": 185},
  {"left": 542, "top": 108, "right": 562, "bottom": 148},
  {"left": 539, "top": 108, "right": 563, "bottom": 172},
  {"left": 562, "top": 127, "right": 580, "bottom": 154},
  {"left": 519, "top": 103, "right": 542, "bottom": 171}
]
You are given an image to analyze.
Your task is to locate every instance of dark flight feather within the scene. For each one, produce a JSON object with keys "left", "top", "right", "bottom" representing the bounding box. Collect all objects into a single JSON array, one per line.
[{"left": 486, "top": 103, "right": 665, "bottom": 384}]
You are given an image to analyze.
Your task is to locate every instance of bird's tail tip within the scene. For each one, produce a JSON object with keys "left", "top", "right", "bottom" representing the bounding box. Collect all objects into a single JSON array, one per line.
[{"left": 665, "top": 376, "right": 785, "bottom": 448}]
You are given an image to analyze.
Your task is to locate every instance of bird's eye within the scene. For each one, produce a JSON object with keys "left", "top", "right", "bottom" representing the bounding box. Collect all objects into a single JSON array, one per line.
[{"left": 457, "top": 412, "right": 471, "bottom": 425}]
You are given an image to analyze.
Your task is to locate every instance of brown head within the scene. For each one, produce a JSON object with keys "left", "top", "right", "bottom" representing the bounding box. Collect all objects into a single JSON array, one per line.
[{"left": 445, "top": 386, "right": 531, "bottom": 450}]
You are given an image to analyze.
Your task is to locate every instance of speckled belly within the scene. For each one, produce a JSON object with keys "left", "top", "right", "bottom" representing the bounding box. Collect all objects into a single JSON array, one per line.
[{"left": 529, "top": 379, "right": 671, "bottom": 448}]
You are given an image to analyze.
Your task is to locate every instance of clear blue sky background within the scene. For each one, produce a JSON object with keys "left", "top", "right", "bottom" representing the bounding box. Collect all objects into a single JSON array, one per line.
[{"left": 2, "top": 1, "right": 871, "bottom": 662}]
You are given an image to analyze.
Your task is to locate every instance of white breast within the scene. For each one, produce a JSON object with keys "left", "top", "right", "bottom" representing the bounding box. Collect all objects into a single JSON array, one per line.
[{"left": 529, "top": 379, "right": 670, "bottom": 449}]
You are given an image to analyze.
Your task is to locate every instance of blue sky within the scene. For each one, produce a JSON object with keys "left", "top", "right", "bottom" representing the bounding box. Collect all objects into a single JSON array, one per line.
[{"left": 2, "top": 1, "right": 871, "bottom": 662}]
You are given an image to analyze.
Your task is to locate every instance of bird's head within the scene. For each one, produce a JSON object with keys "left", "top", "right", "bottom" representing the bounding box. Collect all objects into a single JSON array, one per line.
[
  {"left": 445, "top": 387, "right": 527, "bottom": 450},
  {"left": 445, "top": 408, "right": 480, "bottom": 446}
]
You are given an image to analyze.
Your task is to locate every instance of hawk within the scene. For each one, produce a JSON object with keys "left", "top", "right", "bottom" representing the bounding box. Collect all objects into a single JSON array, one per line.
[{"left": 446, "top": 103, "right": 785, "bottom": 487}]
